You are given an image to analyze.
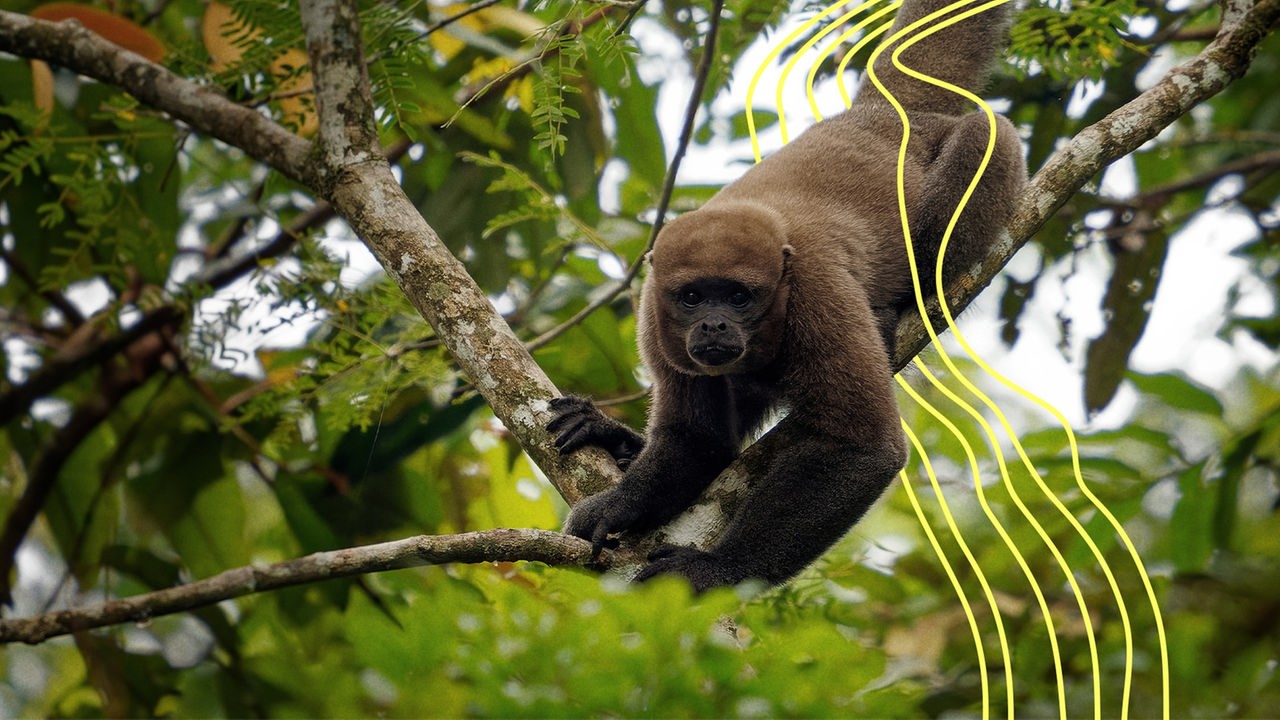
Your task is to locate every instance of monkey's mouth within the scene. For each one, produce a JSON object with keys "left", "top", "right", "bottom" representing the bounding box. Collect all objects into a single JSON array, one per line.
[{"left": 690, "top": 344, "right": 743, "bottom": 367}]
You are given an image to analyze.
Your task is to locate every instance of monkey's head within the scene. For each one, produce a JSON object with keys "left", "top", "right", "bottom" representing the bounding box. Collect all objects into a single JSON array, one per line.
[{"left": 648, "top": 203, "right": 793, "bottom": 376}]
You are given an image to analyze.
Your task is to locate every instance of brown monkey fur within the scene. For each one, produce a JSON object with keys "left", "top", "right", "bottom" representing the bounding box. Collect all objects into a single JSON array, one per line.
[{"left": 549, "top": 0, "right": 1027, "bottom": 591}]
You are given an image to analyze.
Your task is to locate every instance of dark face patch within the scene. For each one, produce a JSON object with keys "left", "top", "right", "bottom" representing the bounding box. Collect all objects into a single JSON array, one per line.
[{"left": 667, "top": 278, "right": 761, "bottom": 373}]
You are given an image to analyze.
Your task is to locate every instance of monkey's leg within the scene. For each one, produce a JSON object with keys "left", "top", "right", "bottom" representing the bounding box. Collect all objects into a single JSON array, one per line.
[
  {"left": 914, "top": 111, "right": 1026, "bottom": 284},
  {"left": 635, "top": 416, "right": 907, "bottom": 591}
]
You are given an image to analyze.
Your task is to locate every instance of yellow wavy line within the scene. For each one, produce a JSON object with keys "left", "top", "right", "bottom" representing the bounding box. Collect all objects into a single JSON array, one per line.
[
  {"left": 774, "top": 7, "right": 1015, "bottom": 715},
  {"left": 750, "top": 3, "right": 1009, "bottom": 714},
  {"left": 745, "top": 0, "right": 869, "bottom": 162},
  {"left": 896, "top": 367, "right": 1016, "bottom": 717},
  {"left": 915, "top": 359, "right": 1080, "bottom": 717},
  {"left": 748, "top": 0, "right": 1171, "bottom": 715},
  {"left": 866, "top": 2, "right": 1082, "bottom": 716},
  {"left": 893, "top": 31, "right": 1172, "bottom": 701},
  {"left": 773, "top": 0, "right": 900, "bottom": 129},
  {"left": 878, "top": 1, "right": 1170, "bottom": 716},
  {"left": 899, "top": 419, "right": 993, "bottom": 718},
  {"left": 804, "top": 2, "right": 902, "bottom": 120},
  {"left": 873, "top": 5, "right": 1109, "bottom": 714},
  {"left": 744, "top": 2, "right": 1148, "bottom": 716}
]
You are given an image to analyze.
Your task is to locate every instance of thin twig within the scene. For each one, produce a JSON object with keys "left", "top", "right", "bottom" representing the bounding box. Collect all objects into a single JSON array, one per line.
[
  {"left": 0, "top": 247, "right": 86, "bottom": 326},
  {"left": 1142, "top": 148, "right": 1280, "bottom": 199},
  {"left": 455, "top": 7, "right": 612, "bottom": 108},
  {"left": 0, "top": 529, "right": 593, "bottom": 644},
  {"left": 0, "top": 306, "right": 181, "bottom": 428}
]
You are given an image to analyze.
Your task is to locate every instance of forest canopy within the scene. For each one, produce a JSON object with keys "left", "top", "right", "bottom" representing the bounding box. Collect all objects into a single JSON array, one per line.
[{"left": 0, "top": 0, "right": 1278, "bottom": 716}]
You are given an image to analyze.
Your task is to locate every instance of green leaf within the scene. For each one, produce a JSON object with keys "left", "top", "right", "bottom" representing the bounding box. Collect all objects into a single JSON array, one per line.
[
  {"left": 1170, "top": 463, "right": 1213, "bottom": 572},
  {"left": 1128, "top": 371, "right": 1225, "bottom": 417}
]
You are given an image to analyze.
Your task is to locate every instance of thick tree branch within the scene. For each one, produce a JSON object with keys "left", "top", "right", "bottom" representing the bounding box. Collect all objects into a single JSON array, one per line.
[
  {"left": 0, "top": 12, "right": 311, "bottom": 184},
  {"left": 0, "top": 529, "right": 593, "bottom": 644},
  {"left": 294, "top": 0, "right": 620, "bottom": 505}
]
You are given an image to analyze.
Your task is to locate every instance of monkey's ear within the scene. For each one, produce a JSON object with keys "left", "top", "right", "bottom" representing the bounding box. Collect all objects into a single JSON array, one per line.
[
  {"left": 781, "top": 244, "right": 795, "bottom": 274},
  {"left": 782, "top": 244, "right": 795, "bottom": 258},
  {"left": 643, "top": 251, "right": 654, "bottom": 266}
]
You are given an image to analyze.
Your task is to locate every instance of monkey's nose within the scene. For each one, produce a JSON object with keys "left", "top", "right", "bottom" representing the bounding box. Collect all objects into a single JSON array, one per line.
[{"left": 700, "top": 320, "right": 728, "bottom": 333}]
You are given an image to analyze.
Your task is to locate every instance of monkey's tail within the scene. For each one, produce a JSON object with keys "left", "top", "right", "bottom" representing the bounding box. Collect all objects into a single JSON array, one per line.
[{"left": 855, "top": 0, "right": 1014, "bottom": 116}]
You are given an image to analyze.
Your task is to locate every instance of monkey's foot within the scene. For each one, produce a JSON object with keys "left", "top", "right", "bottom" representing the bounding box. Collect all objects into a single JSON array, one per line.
[{"left": 634, "top": 545, "right": 748, "bottom": 594}]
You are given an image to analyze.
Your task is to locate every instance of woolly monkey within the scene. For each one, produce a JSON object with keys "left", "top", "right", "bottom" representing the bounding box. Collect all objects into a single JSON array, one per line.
[{"left": 549, "top": 0, "right": 1027, "bottom": 591}]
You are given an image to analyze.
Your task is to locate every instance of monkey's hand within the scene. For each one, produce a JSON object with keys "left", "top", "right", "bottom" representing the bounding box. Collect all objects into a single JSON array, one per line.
[
  {"left": 547, "top": 396, "right": 645, "bottom": 469},
  {"left": 562, "top": 487, "right": 643, "bottom": 557},
  {"left": 634, "top": 545, "right": 744, "bottom": 594}
]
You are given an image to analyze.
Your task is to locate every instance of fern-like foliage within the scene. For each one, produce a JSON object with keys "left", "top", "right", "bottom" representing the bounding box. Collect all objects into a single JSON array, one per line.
[
  {"left": 460, "top": 151, "right": 607, "bottom": 250},
  {"left": 1008, "top": 0, "right": 1145, "bottom": 81},
  {"left": 528, "top": 9, "right": 591, "bottom": 163}
]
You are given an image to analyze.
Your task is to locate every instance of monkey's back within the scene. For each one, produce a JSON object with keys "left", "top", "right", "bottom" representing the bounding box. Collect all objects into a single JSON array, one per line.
[{"left": 708, "top": 106, "right": 949, "bottom": 305}]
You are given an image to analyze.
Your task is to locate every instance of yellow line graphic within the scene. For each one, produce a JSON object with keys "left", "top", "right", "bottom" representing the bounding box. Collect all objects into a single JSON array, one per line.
[
  {"left": 742, "top": 0, "right": 1171, "bottom": 717},
  {"left": 747, "top": 0, "right": 902, "bottom": 160},
  {"left": 872, "top": 2, "right": 1169, "bottom": 716},
  {"left": 899, "top": 419, "right": 995, "bottom": 718},
  {"left": 897, "top": 373, "right": 1018, "bottom": 716},
  {"left": 805, "top": 2, "right": 901, "bottom": 121},
  {"left": 869, "top": 6, "right": 1089, "bottom": 718}
]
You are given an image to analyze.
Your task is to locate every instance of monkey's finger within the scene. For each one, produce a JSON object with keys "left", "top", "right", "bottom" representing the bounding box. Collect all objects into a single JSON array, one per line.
[
  {"left": 549, "top": 396, "right": 588, "bottom": 412},
  {"left": 647, "top": 544, "right": 686, "bottom": 561},
  {"left": 633, "top": 560, "right": 672, "bottom": 584},
  {"left": 553, "top": 425, "right": 594, "bottom": 453},
  {"left": 590, "top": 525, "right": 612, "bottom": 558},
  {"left": 545, "top": 411, "right": 584, "bottom": 436}
]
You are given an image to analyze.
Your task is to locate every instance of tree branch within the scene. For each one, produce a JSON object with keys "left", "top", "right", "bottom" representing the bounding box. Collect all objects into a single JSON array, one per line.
[
  {"left": 0, "top": 6, "right": 625, "bottom": 504},
  {"left": 0, "top": 306, "right": 181, "bottom": 428},
  {"left": 0, "top": 11, "right": 311, "bottom": 184},
  {"left": 293, "top": 0, "right": 622, "bottom": 505},
  {"left": 0, "top": 529, "right": 593, "bottom": 644}
]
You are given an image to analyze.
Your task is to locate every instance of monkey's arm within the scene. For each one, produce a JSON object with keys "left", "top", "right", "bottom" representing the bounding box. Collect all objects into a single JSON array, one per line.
[
  {"left": 636, "top": 413, "right": 906, "bottom": 590},
  {"left": 558, "top": 375, "right": 743, "bottom": 554},
  {"left": 637, "top": 275, "right": 907, "bottom": 591}
]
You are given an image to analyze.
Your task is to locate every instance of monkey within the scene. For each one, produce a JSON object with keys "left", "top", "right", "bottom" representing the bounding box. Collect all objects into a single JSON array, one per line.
[{"left": 548, "top": 0, "right": 1027, "bottom": 592}]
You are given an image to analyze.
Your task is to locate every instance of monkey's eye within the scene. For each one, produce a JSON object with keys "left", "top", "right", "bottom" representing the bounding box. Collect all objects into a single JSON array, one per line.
[
  {"left": 727, "top": 291, "right": 751, "bottom": 308},
  {"left": 679, "top": 290, "right": 704, "bottom": 308}
]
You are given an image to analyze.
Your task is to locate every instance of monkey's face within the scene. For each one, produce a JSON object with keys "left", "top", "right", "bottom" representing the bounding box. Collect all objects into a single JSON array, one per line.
[
  {"left": 648, "top": 204, "right": 792, "bottom": 377},
  {"left": 666, "top": 277, "right": 766, "bottom": 374}
]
